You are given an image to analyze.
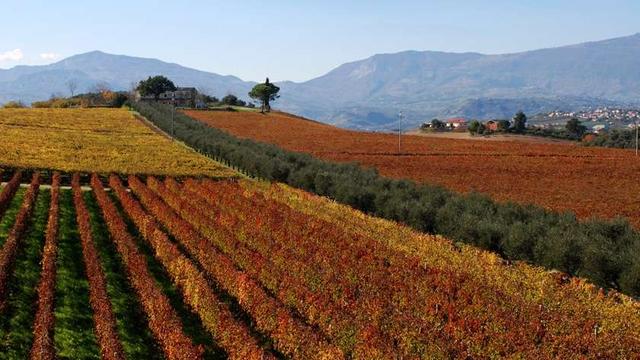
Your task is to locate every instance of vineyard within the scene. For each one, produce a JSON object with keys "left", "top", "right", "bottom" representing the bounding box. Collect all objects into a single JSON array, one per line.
[
  {"left": 0, "top": 168, "right": 638, "bottom": 359},
  {"left": 0, "top": 108, "right": 236, "bottom": 178},
  {"left": 184, "top": 110, "right": 640, "bottom": 227}
]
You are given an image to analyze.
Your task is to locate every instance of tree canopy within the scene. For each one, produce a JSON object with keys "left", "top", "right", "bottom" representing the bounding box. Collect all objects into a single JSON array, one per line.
[
  {"left": 2, "top": 101, "right": 26, "bottom": 109},
  {"left": 512, "top": 111, "right": 527, "bottom": 133},
  {"left": 430, "top": 119, "right": 445, "bottom": 129},
  {"left": 468, "top": 120, "right": 479, "bottom": 133},
  {"left": 249, "top": 78, "right": 280, "bottom": 112},
  {"left": 565, "top": 118, "right": 587, "bottom": 136},
  {"left": 221, "top": 94, "right": 247, "bottom": 107},
  {"left": 136, "top": 76, "right": 176, "bottom": 100},
  {"left": 497, "top": 120, "right": 511, "bottom": 131}
]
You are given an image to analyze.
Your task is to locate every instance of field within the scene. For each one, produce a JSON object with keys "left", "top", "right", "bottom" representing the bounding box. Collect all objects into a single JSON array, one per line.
[
  {"left": 0, "top": 169, "right": 637, "bottom": 359},
  {"left": 0, "top": 108, "right": 236, "bottom": 177},
  {"left": 0, "top": 108, "right": 638, "bottom": 359},
  {"left": 184, "top": 110, "right": 640, "bottom": 227}
]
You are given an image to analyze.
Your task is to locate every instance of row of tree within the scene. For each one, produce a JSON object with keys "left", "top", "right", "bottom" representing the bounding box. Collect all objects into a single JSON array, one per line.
[
  {"left": 466, "top": 111, "right": 529, "bottom": 135},
  {"left": 2, "top": 91, "right": 129, "bottom": 109},
  {"left": 586, "top": 128, "right": 639, "bottom": 149},
  {"left": 464, "top": 111, "right": 591, "bottom": 140},
  {"left": 131, "top": 100, "right": 640, "bottom": 298}
]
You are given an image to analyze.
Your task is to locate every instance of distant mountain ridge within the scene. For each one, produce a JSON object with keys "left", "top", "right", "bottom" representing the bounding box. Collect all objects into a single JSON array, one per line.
[
  {"left": 0, "top": 51, "right": 254, "bottom": 105},
  {"left": 278, "top": 33, "right": 640, "bottom": 129},
  {"left": 2, "top": 33, "right": 640, "bottom": 129}
]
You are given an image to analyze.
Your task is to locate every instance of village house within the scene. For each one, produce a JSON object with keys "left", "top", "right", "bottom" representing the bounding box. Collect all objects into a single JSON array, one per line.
[
  {"left": 445, "top": 118, "right": 467, "bottom": 129},
  {"left": 591, "top": 124, "right": 608, "bottom": 134},
  {"left": 138, "top": 87, "right": 204, "bottom": 108},
  {"left": 485, "top": 120, "right": 500, "bottom": 132}
]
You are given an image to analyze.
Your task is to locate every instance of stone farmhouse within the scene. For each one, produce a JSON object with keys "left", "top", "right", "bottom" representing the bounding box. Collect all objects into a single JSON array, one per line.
[{"left": 137, "top": 87, "right": 205, "bottom": 108}]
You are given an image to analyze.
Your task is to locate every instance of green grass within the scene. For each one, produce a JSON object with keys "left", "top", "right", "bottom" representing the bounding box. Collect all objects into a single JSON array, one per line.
[
  {"left": 81, "top": 191, "right": 163, "bottom": 359},
  {"left": 105, "top": 191, "right": 226, "bottom": 359},
  {"left": 0, "top": 189, "right": 50, "bottom": 359},
  {"left": 0, "top": 189, "right": 25, "bottom": 249},
  {"left": 53, "top": 190, "right": 100, "bottom": 359},
  {"left": 0, "top": 187, "right": 241, "bottom": 359}
]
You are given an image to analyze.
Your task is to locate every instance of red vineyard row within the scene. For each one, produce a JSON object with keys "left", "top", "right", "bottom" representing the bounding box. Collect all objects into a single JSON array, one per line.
[
  {"left": 72, "top": 175, "right": 126, "bottom": 360},
  {"left": 129, "top": 175, "right": 344, "bottom": 360},
  {"left": 30, "top": 172, "right": 60, "bottom": 360}
]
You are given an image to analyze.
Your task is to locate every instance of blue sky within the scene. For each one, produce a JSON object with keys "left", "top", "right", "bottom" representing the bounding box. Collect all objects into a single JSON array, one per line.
[{"left": 1, "top": 0, "right": 639, "bottom": 82}]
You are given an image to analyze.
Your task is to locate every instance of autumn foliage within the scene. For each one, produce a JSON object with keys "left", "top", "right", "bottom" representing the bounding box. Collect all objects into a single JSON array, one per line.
[
  {"left": 0, "top": 172, "right": 40, "bottom": 312},
  {"left": 0, "top": 170, "right": 23, "bottom": 218},
  {"left": 0, "top": 168, "right": 637, "bottom": 358},
  {"left": 0, "top": 108, "right": 236, "bottom": 177},
  {"left": 30, "top": 172, "right": 61, "bottom": 360},
  {"left": 130, "top": 174, "right": 639, "bottom": 358},
  {"left": 175, "top": 178, "right": 394, "bottom": 358},
  {"left": 129, "top": 175, "right": 344, "bottom": 360},
  {"left": 180, "top": 178, "right": 640, "bottom": 358},
  {"left": 107, "top": 174, "right": 272, "bottom": 360},
  {"left": 184, "top": 109, "right": 640, "bottom": 226},
  {"left": 72, "top": 174, "right": 125, "bottom": 360},
  {"left": 159, "top": 107, "right": 640, "bottom": 298},
  {"left": 89, "top": 174, "right": 203, "bottom": 360}
]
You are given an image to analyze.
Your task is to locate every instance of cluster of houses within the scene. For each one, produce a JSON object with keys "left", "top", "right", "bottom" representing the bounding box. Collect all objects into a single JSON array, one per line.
[
  {"left": 136, "top": 87, "right": 206, "bottom": 108},
  {"left": 545, "top": 108, "right": 640, "bottom": 122},
  {"left": 422, "top": 117, "right": 618, "bottom": 137},
  {"left": 422, "top": 118, "right": 505, "bottom": 132},
  {"left": 442, "top": 118, "right": 467, "bottom": 130}
]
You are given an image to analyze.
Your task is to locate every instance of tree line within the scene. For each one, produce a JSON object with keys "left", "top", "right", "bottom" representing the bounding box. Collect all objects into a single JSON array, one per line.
[
  {"left": 585, "top": 128, "right": 639, "bottom": 149},
  {"left": 130, "top": 100, "right": 640, "bottom": 298},
  {"left": 465, "top": 112, "right": 590, "bottom": 140},
  {"left": 136, "top": 75, "right": 279, "bottom": 112}
]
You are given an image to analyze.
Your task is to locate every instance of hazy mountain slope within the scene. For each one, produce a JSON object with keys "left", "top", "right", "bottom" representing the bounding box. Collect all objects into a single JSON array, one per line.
[
  {"left": 0, "top": 51, "right": 254, "bottom": 104},
  {"left": 278, "top": 33, "right": 640, "bottom": 128},
  {"left": 2, "top": 34, "right": 640, "bottom": 129}
]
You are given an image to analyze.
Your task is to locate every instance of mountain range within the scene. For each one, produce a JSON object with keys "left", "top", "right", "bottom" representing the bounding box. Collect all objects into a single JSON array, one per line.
[{"left": 2, "top": 33, "right": 640, "bottom": 129}]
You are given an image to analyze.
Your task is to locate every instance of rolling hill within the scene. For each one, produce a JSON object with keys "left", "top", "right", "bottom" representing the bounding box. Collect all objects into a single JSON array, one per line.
[
  {"left": 0, "top": 51, "right": 254, "bottom": 105},
  {"left": 2, "top": 33, "right": 640, "bottom": 129},
  {"left": 0, "top": 107, "right": 638, "bottom": 358},
  {"left": 278, "top": 33, "right": 640, "bottom": 129},
  {"left": 183, "top": 109, "right": 640, "bottom": 227}
]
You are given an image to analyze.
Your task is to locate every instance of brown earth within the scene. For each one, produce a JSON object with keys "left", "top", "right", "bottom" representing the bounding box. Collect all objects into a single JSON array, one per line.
[{"left": 184, "top": 110, "right": 640, "bottom": 227}]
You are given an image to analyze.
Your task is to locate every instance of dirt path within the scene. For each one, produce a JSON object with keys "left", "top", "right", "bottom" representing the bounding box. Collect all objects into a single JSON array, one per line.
[{"left": 1, "top": 183, "right": 107, "bottom": 192}]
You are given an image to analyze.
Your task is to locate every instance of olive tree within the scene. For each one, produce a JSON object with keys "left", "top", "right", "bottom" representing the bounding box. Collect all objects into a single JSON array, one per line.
[{"left": 136, "top": 75, "right": 176, "bottom": 100}]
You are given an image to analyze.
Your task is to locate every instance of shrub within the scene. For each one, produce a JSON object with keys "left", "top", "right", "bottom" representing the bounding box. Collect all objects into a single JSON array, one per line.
[
  {"left": 587, "top": 129, "right": 637, "bottom": 149},
  {"left": 31, "top": 98, "right": 81, "bottom": 108},
  {"left": 2, "top": 101, "right": 26, "bottom": 108}
]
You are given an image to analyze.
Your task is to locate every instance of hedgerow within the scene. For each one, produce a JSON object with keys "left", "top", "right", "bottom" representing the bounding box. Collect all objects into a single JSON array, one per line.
[{"left": 131, "top": 101, "right": 640, "bottom": 297}]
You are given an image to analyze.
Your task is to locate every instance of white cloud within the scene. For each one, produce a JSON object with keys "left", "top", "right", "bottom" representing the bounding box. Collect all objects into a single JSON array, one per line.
[
  {"left": 0, "top": 49, "right": 24, "bottom": 62},
  {"left": 39, "top": 52, "right": 60, "bottom": 60}
]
